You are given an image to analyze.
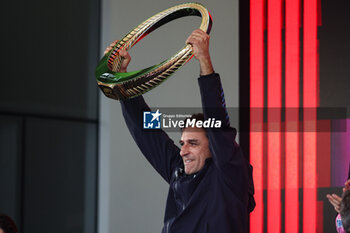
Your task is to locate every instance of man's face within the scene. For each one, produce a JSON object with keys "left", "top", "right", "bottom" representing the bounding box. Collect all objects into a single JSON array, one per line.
[{"left": 179, "top": 127, "right": 212, "bottom": 174}]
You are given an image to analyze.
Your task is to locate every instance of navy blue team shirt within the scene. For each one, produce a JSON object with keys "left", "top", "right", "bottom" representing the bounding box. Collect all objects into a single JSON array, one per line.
[{"left": 120, "top": 73, "right": 255, "bottom": 233}]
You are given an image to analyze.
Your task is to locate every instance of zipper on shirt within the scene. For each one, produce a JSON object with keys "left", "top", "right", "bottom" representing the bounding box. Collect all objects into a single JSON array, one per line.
[{"left": 165, "top": 221, "right": 170, "bottom": 233}]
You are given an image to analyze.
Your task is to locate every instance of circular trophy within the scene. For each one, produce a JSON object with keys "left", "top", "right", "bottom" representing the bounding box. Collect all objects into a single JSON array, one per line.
[{"left": 95, "top": 3, "right": 212, "bottom": 100}]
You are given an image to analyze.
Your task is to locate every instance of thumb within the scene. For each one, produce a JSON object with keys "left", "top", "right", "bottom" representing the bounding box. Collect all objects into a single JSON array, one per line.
[{"left": 119, "top": 49, "right": 131, "bottom": 72}]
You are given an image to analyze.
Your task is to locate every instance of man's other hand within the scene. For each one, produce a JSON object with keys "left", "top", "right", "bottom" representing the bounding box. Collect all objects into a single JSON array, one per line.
[
  {"left": 103, "top": 40, "right": 131, "bottom": 73},
  {"left": 186, "top": 29, "right": 214, "bottom": 76}
]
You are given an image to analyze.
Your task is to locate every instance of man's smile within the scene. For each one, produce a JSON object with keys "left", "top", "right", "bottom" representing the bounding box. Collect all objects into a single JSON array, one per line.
[{"left": 184, "top": 159, "right": 194, "bottom": 164}]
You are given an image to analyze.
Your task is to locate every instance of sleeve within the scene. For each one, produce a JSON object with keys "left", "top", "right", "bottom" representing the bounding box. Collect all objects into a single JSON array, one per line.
[
  {"left": 198, "top": 73, "right": 255, "bottom": 210},
  {"left": 197, "top": 73, "right": 239, "bottom": 165},
  {"left": 336, "top": 214, "right": 345, "bottom": 233},
  {"left": 120, "top": 96, "right": 181, "bottom": 183}
]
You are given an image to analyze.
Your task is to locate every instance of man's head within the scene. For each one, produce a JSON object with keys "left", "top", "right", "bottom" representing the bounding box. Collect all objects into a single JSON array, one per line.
[
  {"left": 0, "top": 214, "right": 18, "bottom": 233},
  {"left": 341, "top": 190, "right": 350, "bottom": 233},
  {"left": 179, "top": 113, "right": 212, "bottom": 175}
]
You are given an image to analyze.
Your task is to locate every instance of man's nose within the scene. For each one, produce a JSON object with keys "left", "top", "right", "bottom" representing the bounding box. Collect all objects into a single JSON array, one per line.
[{"left": 180, "top": 144, "right": 189, "bottom": 157}]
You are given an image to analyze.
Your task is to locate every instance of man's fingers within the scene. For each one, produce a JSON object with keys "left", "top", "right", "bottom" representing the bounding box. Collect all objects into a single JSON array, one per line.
[
  {"left": 104, "top": 46, "right": 111, "bottom": 56},
  {"left": 186, "top": 34, "right": 197, "bottom": 44},
  {"left": 189, "top": 33, "right": 209, "bottom": 42},
  {"left": 191, "top": 31, "right": 210, "bottom": 40},
  {"left": 103, "top": 40, "right": 120, "bottom": 55},
  {"left": 344, "top": 179, "right": 350, "bottom": 191},
  {"left": 118, "top": 49, "right": 131, "bottom": 72},
  {"left": 186, "top": 36, "right": 201, "bottom": 46},
  {"left": 109, "top": 40, "right": 119, "bottom": 49},
  {"left": 329, "top": 194, "right": 342, "bottom": 206},
  {"left": 186, "top": 36, "right": 208, "bottom": 51},
  {"left": 103, "top": 42, "right": 131, "bottom": 72},
  {"left": 332, "top": 194, "right": 342, "bottom": 202},
  {"left": 326, "top": 180, "right": 350, "bottom": 213},
  {"left": 186, "top": 29, "right": 209, "bottom": 44},
  {"left": 327, "top": 194, "right": 341, "bottom": 206},
  {"left": 119, "top": 50, "right": 131, "bottom": 60},
  {"left": 191, "top": 29, "right": 208, "bottom": 36},
  {"left": 327, "top": 196, "right": 338, "bottom": 206},
  {"left": 327, "top": 197, "right": 341, "bottom": 213}
]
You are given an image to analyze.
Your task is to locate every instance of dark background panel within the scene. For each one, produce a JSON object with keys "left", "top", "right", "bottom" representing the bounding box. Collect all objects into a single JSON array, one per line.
[
  {"left": 1, "top": 0, "right": 100, "bottom": 231},
  {"left": 0, "top": 116, "right": 23, "bottom": 225},
  {"left": 0, "top": 0, "right": 100, "bottom": 120},
  {"left": 23, "top": 118, "right": 97, "bottom": 233},
  {"left": 319, "top": 0, "right": 350, "bottom": 113}
]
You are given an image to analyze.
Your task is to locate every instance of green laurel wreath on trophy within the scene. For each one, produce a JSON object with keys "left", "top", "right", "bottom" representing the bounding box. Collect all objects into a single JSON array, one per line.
[{"left": 95, "top": 3, "right": 212, "bottom": 100}]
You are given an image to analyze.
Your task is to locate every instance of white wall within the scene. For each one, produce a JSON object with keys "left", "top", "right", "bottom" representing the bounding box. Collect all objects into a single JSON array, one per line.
[{"left": 98, "top": 0, "right": 239, "bottom": 232}]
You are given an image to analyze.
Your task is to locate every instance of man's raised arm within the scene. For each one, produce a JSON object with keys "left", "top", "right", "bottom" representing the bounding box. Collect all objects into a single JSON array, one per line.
[
  {"left": 104, "top": 42, "right": 181, "bottom": 183},
  {"left": 187, "top": 30, "right": 254, "bottom": 210}
]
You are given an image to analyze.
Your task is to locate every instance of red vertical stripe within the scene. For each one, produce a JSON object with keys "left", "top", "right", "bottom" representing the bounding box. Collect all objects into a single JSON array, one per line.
[
  {"left": 267, "top": 0, "right": 282, "bottom": 232},
  {"left": 285, "top": 0, "right": 300, "bottom": 233},
  {"left": 317, "top": 201, "right": 324, "bottom": 232},
  {"left": 317, "top": 120, "right": 331, "bottom": 188},
  {"left": 303, "top": 0, "right": 318, "bottom": 232},
  {"left": 250, "top": 0, "right": 264, "bottom": 232}
]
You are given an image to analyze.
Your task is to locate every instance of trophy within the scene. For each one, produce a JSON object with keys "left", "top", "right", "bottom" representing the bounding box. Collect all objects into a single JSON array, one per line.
[{"left": 95, "top": 3, "right": 212, "bottom": 100}]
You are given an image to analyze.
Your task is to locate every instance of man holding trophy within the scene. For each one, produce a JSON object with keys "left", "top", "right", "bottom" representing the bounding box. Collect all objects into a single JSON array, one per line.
[{"left": 104, "top": 29, "right": 255, "bottom": 233}]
